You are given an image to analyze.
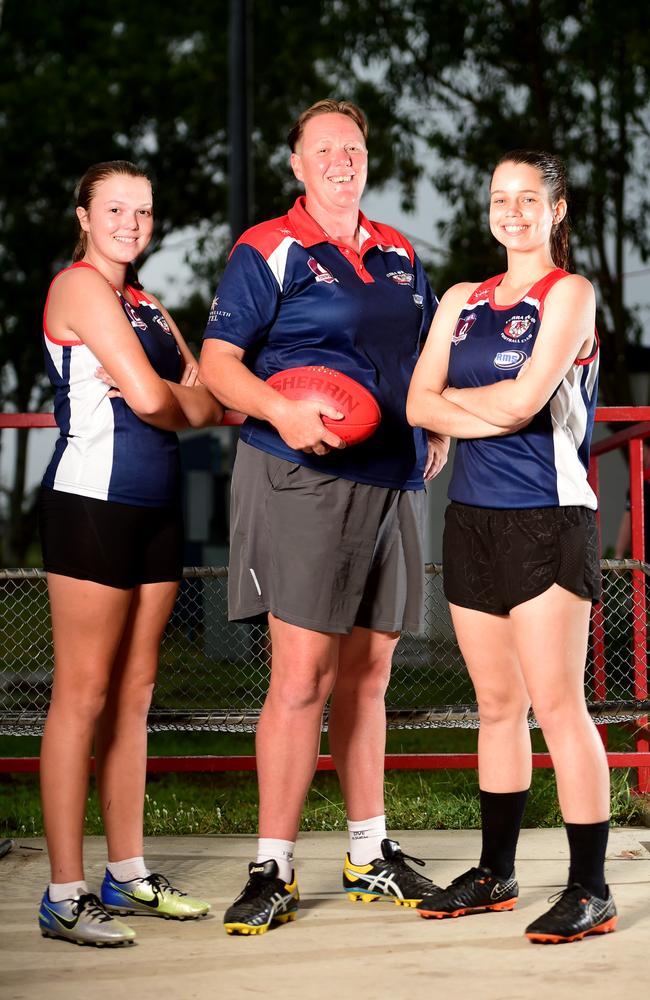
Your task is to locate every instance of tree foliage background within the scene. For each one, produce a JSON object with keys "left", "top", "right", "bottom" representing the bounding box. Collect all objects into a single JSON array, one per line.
[{"left": 1, "top": 0, "right": 649, "bottom": 562}]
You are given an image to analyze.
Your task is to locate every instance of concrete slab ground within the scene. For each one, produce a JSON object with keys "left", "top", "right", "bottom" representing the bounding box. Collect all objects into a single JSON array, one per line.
[{"left": 0, "top": 827, "right": 648, "bottom": 1000}]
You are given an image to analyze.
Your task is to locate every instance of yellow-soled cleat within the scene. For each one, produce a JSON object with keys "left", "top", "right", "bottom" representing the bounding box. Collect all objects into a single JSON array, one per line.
[
  {"left": 346, "top": 890, "right": 382, "bottom": 904},
  {"left": 343, "top": 839, "right": 440, "bottom": 907}
]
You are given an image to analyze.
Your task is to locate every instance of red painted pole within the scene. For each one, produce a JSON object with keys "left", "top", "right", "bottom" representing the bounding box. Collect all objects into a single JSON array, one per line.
[
  {"left": 588, "top": 456, "right": 607, "bottom": 750},
  {"left": 629, "top": 439, "right": 650, "bottom": 794}
]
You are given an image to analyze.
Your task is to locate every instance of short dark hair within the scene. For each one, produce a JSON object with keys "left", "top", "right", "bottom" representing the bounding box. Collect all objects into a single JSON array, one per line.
[
  {"left": 496, "top": 150, "right": 570, "bottom": 270},
  {"left": 287, "top": 100, "right": 368, "bottom": 152}
]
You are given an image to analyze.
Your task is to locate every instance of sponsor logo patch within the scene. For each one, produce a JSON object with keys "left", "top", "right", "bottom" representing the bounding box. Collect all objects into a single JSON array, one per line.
[
  {"left": 386, "top": 270, "right": 414, "bottom": 287},
  {"left": 208, "top": 294, "right": 232, "bottom": 324},
  {"left": 452, "top": 312, "right": 477, "bottom": 344},
  {"left": 494, "top": 349, "right": 528, "bottom": 370},
  {"left": 307, "top": 257, "right": 338, "bottom": 283},
  {"left": 502, "top": 314, "right": 535, "bottom": 341}
]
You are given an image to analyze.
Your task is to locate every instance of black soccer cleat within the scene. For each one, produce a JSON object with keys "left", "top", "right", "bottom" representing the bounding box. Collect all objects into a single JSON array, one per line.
[
  {"left": 417, "top": 865, "right": 518, "bottom": 919},
  {"left": 343, "top": 838, "right": 440, "bottom": 907},
  {"left": 223, "top": 860, "right": 299, "bottom": 935},
  {"left": 525, "top": 883, "right": 617, "bottom": 944}
]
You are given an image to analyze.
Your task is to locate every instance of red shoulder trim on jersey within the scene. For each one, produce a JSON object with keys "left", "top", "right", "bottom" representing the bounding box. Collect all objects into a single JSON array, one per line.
[
  {"left": 532, "top": 268, "right": 570, "bottom": 316},
  {"left": 232, "top": 210, "right": 297, "bottom": 261},
  {"left": 466, "top": 274, "right": 504, "bottom": 305},
  {"left": 361, "top": 217, "right": 415, "bottom": 265},
  {"left": 127, "top": 286, "right": 153, "bottom": 306},
  {"left": 531, "top": 269, "right": 598, "bottom": 364},
  {"left": 42, "top": 263, "right": 92, "bottom": 346}
]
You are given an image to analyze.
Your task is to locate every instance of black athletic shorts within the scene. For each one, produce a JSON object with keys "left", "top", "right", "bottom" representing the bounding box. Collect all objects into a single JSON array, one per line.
[
  {"left": 442, "top": 501, "right": 601, "bottom": 614},
  {"left": 38, "top": 487, "right": 184, "bottom": 590}
]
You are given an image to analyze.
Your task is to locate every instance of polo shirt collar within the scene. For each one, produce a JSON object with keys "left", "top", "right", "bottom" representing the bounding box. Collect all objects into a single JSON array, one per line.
[{"left": 287, "top": 196, "right": 382, "bottom": 249}]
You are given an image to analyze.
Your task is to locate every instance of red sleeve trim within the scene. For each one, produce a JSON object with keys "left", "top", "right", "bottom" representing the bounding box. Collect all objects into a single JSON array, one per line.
[{"left": 575, "top": 329, "right": 600, "bottom": 366}]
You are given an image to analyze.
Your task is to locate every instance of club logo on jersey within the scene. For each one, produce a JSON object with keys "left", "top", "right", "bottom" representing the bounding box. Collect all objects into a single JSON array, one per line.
[
  {"left": 208, "top": 294, "right": 232, "bottom": 323},
  {"left": 386, "top": 270, "right": 414, "bottom": 287},
  {"left": 413, "top": 293, "right": 424, "bottom": 308},
  {"left": 452, "top": 312, "right": 477, "bottom": 344},
  {"left": 124, "top": 302, "right": 148, "bottom": 331},
  {"left": 153, "top": 313, "right": 172, "bottom": 334},
  {"left": 307, "top": 257, "right": 338, "bottom": 284},
  {"left": 502, "top": 315, "right": 535, "bottom": 341},
  {"left": 494, "top": 349, "right": 528, "bottom": 370}
]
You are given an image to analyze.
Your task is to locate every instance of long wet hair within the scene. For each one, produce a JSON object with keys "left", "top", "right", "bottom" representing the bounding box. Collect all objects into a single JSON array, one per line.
[
  {"left": 495, "top": 149, "right": 570, "bottom": 271},
  {"left": 73, "top": 160, "right": 151, "bottom": 288}
]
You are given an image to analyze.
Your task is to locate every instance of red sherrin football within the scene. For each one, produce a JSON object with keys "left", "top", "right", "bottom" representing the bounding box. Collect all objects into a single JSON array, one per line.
[{"left": 267, "top": 366, "right": 381, "bottom": 446}]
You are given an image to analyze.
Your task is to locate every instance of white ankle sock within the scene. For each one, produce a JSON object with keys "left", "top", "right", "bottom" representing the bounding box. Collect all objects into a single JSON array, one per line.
[
  {"left": 347, "top": 815, "right": 387, "bottom": 865},
  {"left": 107, "top": 856, "right": 150, "bottom": 882},
  {"left": 256, "top": 838, "right": 295, "bottom": 884},
  {"left": 49, "top": 879, "right": 89, "bottom": 902}
]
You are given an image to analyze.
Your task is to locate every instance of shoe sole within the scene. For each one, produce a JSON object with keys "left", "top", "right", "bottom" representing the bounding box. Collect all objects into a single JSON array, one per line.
[
  {"left": 346, "top": 891, "right": 420, "bottom": 907},
  {"left": 418, "top": 897, "right": 517, "bottom": 919},
  {"left": 224, "top": 910, "right": 297, "bottom": 935},
  {"left": 41, "top": 929, "right": 135, "bottom": 947},
  {"left": 526, "top": 915, "right": 618, "bottom": 944},
  {"left": 103, "top": 904, "right": 208, "bottom": 921}
]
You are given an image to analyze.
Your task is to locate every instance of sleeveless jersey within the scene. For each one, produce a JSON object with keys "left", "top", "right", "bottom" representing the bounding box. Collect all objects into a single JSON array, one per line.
[
  {"left": 42, "top": 262, "right": 182, "bottom": 507},
  {"left": 447, "top": 268, "right": 599, "bottom": 510}
]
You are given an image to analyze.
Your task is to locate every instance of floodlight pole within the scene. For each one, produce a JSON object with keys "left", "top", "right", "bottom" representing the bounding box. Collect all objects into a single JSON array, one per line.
[{"left": 229, "top": 0, "right": 251, "bottom": 244}]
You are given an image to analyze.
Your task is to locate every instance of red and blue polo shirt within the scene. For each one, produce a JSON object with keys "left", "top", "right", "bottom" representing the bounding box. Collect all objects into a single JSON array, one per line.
[{"left": 203, "top": 196, "right": 437, "bottom": 489}]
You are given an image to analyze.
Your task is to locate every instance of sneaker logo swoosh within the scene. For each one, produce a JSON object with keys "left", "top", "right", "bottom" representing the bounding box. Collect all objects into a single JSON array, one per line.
[
  {"left": 490, "top": 882, "right": 510, "bottom": 901},
  {"left": 42, "top": 902, "right": 79, "bottom": 930},
  {"left": 110, "top": 882, "right": 160, "bottom": 909}
]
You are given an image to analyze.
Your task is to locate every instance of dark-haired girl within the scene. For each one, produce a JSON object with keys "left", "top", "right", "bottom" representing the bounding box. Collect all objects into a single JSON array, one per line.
[
  {"left": 37, "top": 162, "right": 222, "bottom": 946},
  {"left": 407, "top": 151, "right": 616, "bottom": 943}
]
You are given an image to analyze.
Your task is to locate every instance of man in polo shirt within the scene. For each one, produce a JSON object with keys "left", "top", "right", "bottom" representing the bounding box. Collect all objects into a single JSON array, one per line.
[{"left": 200, "top": 99, "right": 448, "bottom": 935}]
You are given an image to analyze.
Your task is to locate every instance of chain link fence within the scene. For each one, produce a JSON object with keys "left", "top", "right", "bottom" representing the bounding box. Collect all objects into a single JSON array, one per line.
[{"left": 1, "top": 563, "right": 648, "bottom": 737}]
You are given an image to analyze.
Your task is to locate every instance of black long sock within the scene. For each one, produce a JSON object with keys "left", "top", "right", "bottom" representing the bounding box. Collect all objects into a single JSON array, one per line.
[
  {"left": 565, "top": 820, "right": 609, "bottom": 898},
  {"left": 479, "top": 788, "right": 529, "bottom": 877}
]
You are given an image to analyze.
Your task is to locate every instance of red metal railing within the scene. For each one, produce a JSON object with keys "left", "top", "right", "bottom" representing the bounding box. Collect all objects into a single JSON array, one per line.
[
  {"left": 590, "top": 408, "right": 650, "bottom": 794},
  {"left": 4, "top": 751, "right": 650, "bottom": 774},
  {"left": 1, "top": 407, "right": 649, "bottom": 793}
]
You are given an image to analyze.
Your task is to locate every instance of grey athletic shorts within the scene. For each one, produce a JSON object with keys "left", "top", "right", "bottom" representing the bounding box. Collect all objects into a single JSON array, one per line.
[{"left": 228, "top": 441, "right": 426, "bottom": 634}]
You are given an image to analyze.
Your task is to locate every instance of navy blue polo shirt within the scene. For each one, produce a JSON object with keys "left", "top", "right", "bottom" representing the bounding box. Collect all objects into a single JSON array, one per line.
[{"left": 203, "top": 196, "right": 437, "bottom": 489}]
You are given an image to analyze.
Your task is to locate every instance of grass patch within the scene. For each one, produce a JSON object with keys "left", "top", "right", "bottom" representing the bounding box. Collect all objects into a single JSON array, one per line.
[{"left": 1, "top": 726, "right": 647, "bottom": 839}]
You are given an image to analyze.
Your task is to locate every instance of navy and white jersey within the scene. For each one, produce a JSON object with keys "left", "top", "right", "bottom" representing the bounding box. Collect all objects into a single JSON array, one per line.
[
  {"left": 42, "top": 262, "right": 182, "bottom": 507},
  {"left": 447, "top": 268, "right": 599, "bottom": 510},
  {"left": 203, "top": 196, "right": 437, "bottom": 490}
]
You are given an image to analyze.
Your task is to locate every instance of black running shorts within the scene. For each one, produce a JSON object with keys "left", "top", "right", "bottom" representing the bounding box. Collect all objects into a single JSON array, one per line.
[
  {"left": 442, "top": 501, "right": 601, "bottom": 614},
  {"left": 38, "top": 487, "right": 184, "bottom": 590}
]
